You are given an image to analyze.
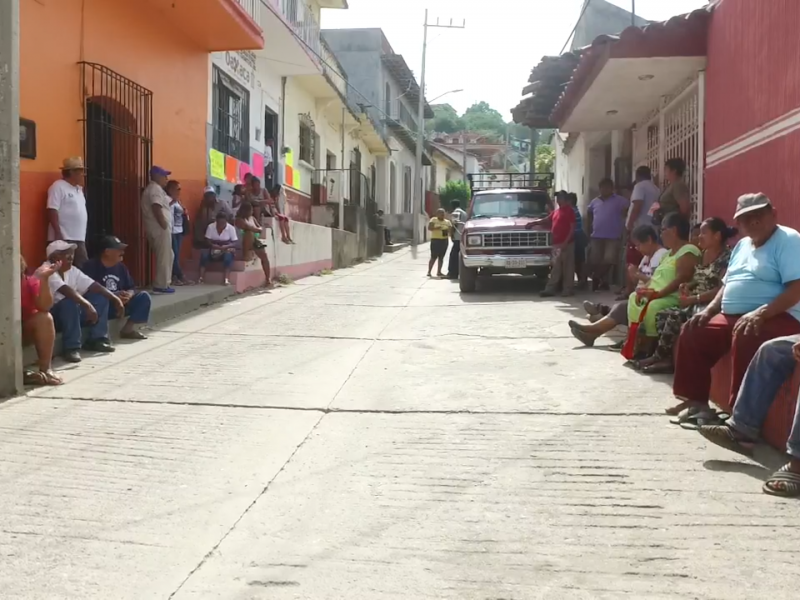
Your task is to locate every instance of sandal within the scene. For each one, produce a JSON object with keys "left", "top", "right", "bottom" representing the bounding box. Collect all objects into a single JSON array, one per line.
[
  {"left": 23, "top": 370, "right": 47, "bottom": 386},
  {"left": 567, "top": 320, "right": 596, "bottom": 347},
  {"left": 763, "top": 464, "right": 800, "bottom": 498},
  {"left": 642, "top": 361, "right": 674, "bottom": 375},
  {"left": 120, "top": 330, "right": 148, "bottom": 341},
  {"left": 672, "top": 407, "right": 725, "bottom": 429},
  {"left": 697, "top": 424, "right": 755, "bottom": 457}
]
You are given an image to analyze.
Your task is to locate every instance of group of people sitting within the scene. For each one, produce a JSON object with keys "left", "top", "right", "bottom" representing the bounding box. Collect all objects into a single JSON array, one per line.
[
  {"left": 565, "top": 192, "right": 800, "bottom": 498},
  {"left": 20, "top": 236, "right": 152, "bottom": 385}
]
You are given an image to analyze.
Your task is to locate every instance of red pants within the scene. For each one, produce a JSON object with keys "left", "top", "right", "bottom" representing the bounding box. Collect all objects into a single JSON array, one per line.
[{"left": 673, "top": 312, "right": 800, "bottom": 406}]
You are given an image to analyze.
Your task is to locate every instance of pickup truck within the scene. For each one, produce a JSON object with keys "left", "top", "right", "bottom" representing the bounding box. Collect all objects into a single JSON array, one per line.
[{"left": 458, "top": 172, "right": 554, "bottom": 293}]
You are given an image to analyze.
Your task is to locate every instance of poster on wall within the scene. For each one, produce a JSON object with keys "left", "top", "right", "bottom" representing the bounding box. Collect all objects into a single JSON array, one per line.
[
  {"left": 252, "top": 152, "right": 264, "bottom": 180},
  {"left": 209, "top": 149, "right": 225, "bottom": 180}
]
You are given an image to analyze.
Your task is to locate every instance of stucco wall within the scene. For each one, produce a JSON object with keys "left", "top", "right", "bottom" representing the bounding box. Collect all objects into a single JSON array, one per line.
[{"left": 19, "top": 0, "right": 209, "bottom": 266}]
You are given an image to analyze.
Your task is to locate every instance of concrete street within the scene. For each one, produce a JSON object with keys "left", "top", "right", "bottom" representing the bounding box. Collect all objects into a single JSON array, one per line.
[{"left": 2, "top": 248, "right": 799, "bottom": 599}]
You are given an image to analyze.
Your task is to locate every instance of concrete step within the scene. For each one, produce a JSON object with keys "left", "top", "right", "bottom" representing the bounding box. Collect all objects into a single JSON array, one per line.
[{"left": 384, "top": 242, "right": 410, "bottom": 253}]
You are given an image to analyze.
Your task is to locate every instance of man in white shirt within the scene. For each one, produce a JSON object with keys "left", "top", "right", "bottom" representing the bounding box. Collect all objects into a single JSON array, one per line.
[
  {"left": 141, "top": 166, "right": 174, "bottom": 294},
  {"left": 46, "top": 240, "right": 125, "bottom": 363},
  {"left": 627, "top": 166, "right": 661, "bottom": 231},
  {"left": 447, "top": 200, "right": 468, "bottom": 279},
  {"left": 199, "top": 212, "right": 239, "bottom": 286},
  {"left": 47, "top": 156, "right": 89, "bottom": 266}
]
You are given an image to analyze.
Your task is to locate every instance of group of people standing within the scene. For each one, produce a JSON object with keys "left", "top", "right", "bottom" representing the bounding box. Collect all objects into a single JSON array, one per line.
[{"left": 426, "top": 202, "right": 467, "bottom": 279}]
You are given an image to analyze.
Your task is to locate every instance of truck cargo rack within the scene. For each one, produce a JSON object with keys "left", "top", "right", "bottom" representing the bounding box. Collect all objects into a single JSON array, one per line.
[{"left": 468, "top": 172, "right": 554, "bottom": 193}]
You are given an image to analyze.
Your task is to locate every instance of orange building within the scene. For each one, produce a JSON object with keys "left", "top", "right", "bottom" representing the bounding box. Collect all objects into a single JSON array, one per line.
[{"left": 19, "top": 0, "right": 262, "bottom": 282}]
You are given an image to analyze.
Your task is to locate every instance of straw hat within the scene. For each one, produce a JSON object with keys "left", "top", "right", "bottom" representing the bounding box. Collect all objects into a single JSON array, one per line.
[{"left": 61, "top": 157, "right": 85, "bottom": 170}]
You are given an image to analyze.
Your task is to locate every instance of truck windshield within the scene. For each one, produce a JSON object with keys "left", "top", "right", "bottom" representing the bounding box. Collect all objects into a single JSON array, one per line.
[{"left": 470, "top": 192, "right": 551, "bottom": 219}]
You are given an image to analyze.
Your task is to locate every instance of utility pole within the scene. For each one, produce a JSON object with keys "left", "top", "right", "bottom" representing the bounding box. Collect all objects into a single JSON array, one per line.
[
  {"left": 413, "top": 10, "right": 465, "bottom": 246},
  {"left": 631, "top": 0, "right": 636, "bottom": 26},
  {"left": 0, "top": 0, "right": 22, "bottom": 397},
  {"left": 462, "top": 133, "right": 467, "bottom": 179},
  {"left": 529, "top": 128, "right": 539, "bottom": 183}
]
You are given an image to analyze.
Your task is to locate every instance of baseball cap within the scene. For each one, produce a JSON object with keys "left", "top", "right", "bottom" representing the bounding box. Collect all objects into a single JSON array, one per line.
[
  {"left": 150, "top": 165, "right": 171, "bottom": 177},
  {"left": 99, "top": 235, "right": 128, "bottom": 252},
  {"left": 203, "top": 185, "right": 216, "bottom": 194},
  {"left": 733, "top": 193, "right": 772, "bottom": 219},
  {"left": 46, "top": 240, "right": 77, "bottom": 257}
]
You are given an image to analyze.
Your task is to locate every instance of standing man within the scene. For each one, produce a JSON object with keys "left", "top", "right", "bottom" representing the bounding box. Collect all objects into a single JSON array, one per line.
[
  {"left": 625, "top": 166, "right": 661, "bottom": 277},
  {"left": 264, "top": 138, "right": 275, "bottom": 190},
  {"left": 529, "top": 190, "right": 576, "bottom": 297},
  {"left": 427, "top": 208, "right": 451, "bottom": 278},
  {"left": 447, "top": 200, "right": 467, "bottom": 280},
  {"left": 586, "top": 178, "right": 629, "bottom": 291},
  {"left": 141, "top": 166, "right": 174, "bottom": 294},
  {"left": 47, "top": 157, "right": 88, "bottom": 266}
]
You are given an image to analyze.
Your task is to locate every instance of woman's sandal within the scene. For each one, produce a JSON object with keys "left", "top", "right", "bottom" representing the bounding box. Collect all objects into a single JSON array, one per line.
[
  {"left": 763, "top": 464, "right": 800, "bottom": 498},
  {"left": 641, "top": 361, "right": 675, "bottom": 375},
  {"left": 24, "top": 369, "right": 63, "bottom": 386},
  {"left": 697, "top": 424, "right": 755, "bottom": 457},
  {"left": 672, "top": 407, "right": 727, "bottom": 430}
]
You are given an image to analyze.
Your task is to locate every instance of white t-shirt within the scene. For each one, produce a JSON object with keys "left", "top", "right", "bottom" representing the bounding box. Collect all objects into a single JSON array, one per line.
[
  {"left": 629, "top": 180, "right": 661, "bottom": 227},
  {"left": 638, "top": 247, "right": 669, "bottom": 284},
  {"left": 172, "top": 202, "right": 185, "bottom": 234},
  {"left": 264, "top": 145, "right": 274, "bottom": 167},
  {"left": 205, "top": 222, "right": 238, "bottom": 243},
  {"left": 47, "top": 180, "right": 88, "bottom": 242},
  {"left": 49, "top": 267, "right": 96, "bottom": 303}
]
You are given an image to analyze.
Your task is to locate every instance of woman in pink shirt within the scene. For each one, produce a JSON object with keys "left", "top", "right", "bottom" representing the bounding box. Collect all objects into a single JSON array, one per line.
[{"left": 20, "top": 256, "right": 62, "bottom": 385}]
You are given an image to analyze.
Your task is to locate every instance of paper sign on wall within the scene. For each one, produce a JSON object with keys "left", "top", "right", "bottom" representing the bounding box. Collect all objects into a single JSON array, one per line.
[
  {"left": 225, "top": 156, "right": 238, "bottom": 184},
  {"left": 252, "top": 152, "right": 264, "bottom": 179},
  {"left": 209, "top": 149, "right": 225, "bottom": 180},
  {"left": 285, "top": 165, "right": 293, "bottom": 188},
  {"left": 239, "top": 161, "right": 252, "bottom": 182}
]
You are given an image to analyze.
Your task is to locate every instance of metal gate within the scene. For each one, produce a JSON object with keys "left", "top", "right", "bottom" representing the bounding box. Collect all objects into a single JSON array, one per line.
[
  {"left": 79, "top": 62, "right": 153, "bottom": 284},
  {"left": 633, "top": 77, "right": 703, "bottom": 224}
]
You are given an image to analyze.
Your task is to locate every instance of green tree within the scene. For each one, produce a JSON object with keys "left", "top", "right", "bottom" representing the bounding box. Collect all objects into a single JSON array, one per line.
[
  {"left": 438, "top": 180, "right": 470, "bottom": 207},
  {"left": 426, "top": 103, "right": 465, "bottom": 133},
  {"left": 535, "top": 145, "right": 555, "bottom": 173},
  {"left": 462, "top": 102, "right": 506, "bottom": 141}
]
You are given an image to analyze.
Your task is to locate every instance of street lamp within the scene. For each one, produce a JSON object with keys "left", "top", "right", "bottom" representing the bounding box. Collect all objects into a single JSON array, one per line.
[{"left": 428, "top": 89, "right": 463, "bottom": 104}]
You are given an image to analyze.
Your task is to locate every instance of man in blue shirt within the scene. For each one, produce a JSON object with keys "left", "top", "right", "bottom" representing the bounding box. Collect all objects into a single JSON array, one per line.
[
  {"left": 669, "top": 193, "right": 800, "bottom": 425},
  {"left": 82, "top": 236, "right": 152, "bottom": 340}
]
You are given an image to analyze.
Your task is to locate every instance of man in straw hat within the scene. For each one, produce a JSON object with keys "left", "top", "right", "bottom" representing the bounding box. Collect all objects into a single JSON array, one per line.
[{"left": 47, "top": 156, "right": 88, "bottom": 266}]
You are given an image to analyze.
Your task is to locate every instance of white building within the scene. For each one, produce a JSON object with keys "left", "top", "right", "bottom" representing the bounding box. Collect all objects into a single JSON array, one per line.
[{"left": 207, "top": 0, "right": 388, "bottom": 222}]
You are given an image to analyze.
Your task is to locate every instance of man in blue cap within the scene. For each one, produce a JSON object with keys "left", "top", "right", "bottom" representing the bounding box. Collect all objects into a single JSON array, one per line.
[{"left": 141, "top": 165, "right": 174, "bottom": 293}]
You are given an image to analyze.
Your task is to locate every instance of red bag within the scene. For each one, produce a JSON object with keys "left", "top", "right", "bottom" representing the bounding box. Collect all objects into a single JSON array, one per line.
[{"left": 621, "top": 300, "right": 650, "bottom": 360}]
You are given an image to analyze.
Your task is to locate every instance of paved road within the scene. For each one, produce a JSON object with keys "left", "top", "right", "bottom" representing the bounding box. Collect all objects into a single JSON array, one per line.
[{"left": 2, "top": 249, "right": 799, "bottom": 599}]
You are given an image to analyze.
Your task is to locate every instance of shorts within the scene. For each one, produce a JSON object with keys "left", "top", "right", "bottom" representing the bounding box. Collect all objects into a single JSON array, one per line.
[
  {"left": 625, "top": 240, "right": 643, "bottom": 266},
  {"left": 430, "top": 238, "right": 449, "bottom": 259},
  {"left": 590, "top": 238, "right": 621, "bottom": 266}
]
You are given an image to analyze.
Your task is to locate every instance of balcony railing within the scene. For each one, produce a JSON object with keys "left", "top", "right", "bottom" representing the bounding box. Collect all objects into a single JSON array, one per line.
[{"left": 236, "top": 0, "right": 261, "bottom": 22}]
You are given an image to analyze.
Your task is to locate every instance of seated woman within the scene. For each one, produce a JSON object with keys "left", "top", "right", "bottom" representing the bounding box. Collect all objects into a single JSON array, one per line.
[
  {"left": 231, "top": 184, "right": 246, "bottom": 214},
  {"left": 199, "top": 212, "right": 238, "bottom": 286},
  {"left": 267, "top": 184, "right": 294, "bottom": 244},
  {"left": 569, "top": 213, "right": 700, "bottom": 352},
  {"left": 21, "top": 256, "right": 62, "bottom": 386},
  {"left": 634, "top": 217, "right": 735, "bottom": 374},
  {"left": 235, "top": 201, "right": 273, "bottom": 287}
]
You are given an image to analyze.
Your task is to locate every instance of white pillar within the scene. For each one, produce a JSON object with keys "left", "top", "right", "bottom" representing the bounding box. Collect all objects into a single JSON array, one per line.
[{"left": 0, "top": 0, "right": 22, "bottom": 397}]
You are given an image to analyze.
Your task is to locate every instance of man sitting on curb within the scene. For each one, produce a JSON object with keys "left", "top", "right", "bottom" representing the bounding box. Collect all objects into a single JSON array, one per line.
[
  {"left": 698, "top": 334, "right": 800, "bottom": 498},
  {"left": 47, "top": 241, "right": 125, "bottom": 363},
  {"left": 83, "top": 236, "right": 152, "bottom": 341}
]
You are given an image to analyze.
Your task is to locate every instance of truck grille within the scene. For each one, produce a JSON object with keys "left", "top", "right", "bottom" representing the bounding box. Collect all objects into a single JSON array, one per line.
[{"left": 482, "top": 231, "right": 551, "bottom": 248}]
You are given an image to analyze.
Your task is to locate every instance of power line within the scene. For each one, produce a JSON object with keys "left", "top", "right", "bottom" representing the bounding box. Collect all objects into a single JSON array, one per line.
[{"left": 560, "top": 0, "right": 592, "bottom": 55}]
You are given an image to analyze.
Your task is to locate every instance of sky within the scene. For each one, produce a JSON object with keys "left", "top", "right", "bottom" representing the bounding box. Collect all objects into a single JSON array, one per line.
[{"left": 322, "top": 0, "right": 709, "bottom": 121}]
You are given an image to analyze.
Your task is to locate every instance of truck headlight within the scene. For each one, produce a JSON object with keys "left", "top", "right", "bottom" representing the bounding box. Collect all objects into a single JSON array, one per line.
[{"left": 466, "top": 235, "right": 482, "bottom": 246}]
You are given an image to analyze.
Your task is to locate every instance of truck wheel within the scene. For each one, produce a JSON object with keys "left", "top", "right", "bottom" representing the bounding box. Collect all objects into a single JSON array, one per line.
[{"left": 459, "top": 255, "right": 477, "bottom": 293}]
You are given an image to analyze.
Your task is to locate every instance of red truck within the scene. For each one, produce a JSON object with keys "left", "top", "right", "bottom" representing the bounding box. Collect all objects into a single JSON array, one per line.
[{"left": 458, "top": 172, "right": 555, "bottom": 293}]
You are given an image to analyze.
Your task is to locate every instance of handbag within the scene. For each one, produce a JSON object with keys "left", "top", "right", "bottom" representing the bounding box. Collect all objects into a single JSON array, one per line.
[{"left": 621, "top": 299, "right": 650, "bottom": 360}]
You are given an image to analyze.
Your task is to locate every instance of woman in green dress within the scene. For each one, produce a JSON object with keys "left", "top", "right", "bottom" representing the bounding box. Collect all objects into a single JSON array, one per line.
[{"left": 569, "top": 212, "right": 700, "bottom": 351}]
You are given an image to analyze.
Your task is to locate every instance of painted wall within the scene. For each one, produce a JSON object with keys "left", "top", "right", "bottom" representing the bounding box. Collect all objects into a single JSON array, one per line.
[
  {"left": 19, "top": 0, "right": 209, "bottom": 266},
  {"left": 206, "top": 50, "right": 282, "bottom": 200},
  {"left": 704, "top": 0, "right": 800, "bottom": 229}
]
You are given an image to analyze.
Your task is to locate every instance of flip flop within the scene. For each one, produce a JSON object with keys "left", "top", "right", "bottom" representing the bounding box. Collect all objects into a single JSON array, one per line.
[
  {"left": 763, "top": 464, "right": 800, "bottom": 498},
  {"left": 120, "top": 330, "right": 148, "bottom": 341},
  {"left": 678, "top": 408, "right": 725, "bottom": 430},
  {"left": 697, "top": 425, "right": 755, "bottom": 457},
  {"left": 641, "top": 362, "right": 674, "bottom": 375}
]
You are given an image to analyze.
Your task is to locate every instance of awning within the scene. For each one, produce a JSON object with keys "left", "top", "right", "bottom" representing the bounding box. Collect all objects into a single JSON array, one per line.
[
  {"left": 551, "top": 7, "right": 713, "bottom": 132},
  {"left": 381, "top": 55, "right": 435, "bottom": 119},
  {"left": 511, "top": 52, "right": 582, "bottom": 129}
]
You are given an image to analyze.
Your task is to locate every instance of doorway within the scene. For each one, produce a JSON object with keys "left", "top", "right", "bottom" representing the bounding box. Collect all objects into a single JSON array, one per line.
[{"left": 265, "top": 108, "right": 277, "bottom": 183}]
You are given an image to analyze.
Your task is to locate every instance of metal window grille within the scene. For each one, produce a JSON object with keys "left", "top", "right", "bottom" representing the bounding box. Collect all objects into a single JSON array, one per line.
[
  {"left": 78, "top": 62, "right": 153, "bottom": 285},
  {"left": 212, "top": 66, "right": 250, "bottom": 163},
  {"left": 299, "top": 122, "right": 315, "bottom": 164},
  {"left": 633, "top": 78, "right": 702, "bottom": 224}
]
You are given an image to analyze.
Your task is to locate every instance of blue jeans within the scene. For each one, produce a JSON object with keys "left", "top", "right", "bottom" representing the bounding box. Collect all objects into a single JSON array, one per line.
[
  {"left": 172, "top": 233, "right": 184, "bottom": 280},
  {"left": 728, "top": 334, "right": 800, "bottom": 458},
  {"left": 109, "top": 291, "right": 152, "bottom": 324},
  {"left": 51, "top": 292, "right": 110, "bottom": 351},
  {"left": 200, "top": 249, "right": 234, "bottom": 268}
]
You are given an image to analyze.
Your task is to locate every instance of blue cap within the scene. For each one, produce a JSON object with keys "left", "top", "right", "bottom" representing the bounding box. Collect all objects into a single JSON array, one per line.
[{"left": 150, "top": 165, "right": 171, "bottom": 177}]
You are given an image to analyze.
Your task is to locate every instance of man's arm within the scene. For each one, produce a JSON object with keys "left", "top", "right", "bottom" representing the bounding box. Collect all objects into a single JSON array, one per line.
[
  {"left": 88, "top": 281, "right": 125, "bottom": 312},
  {"left": 626, "top": 188, "right": 643, "bottom": 231},
  {"left": 46, "top": 209, "right": 63, "bottom": 240},
  {"left": 151, "top": 204, "right": 169, "bottom": 230}
]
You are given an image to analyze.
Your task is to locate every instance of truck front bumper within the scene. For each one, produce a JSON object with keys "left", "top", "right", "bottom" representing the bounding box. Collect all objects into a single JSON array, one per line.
[{"left": 462, "top": 253, "right": 551, "bottom": 269}]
